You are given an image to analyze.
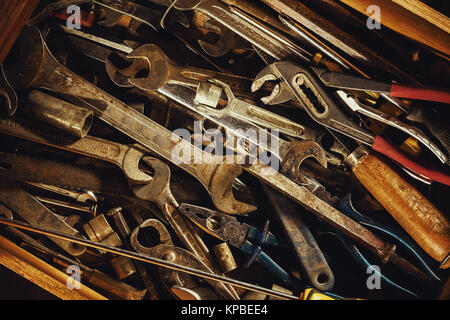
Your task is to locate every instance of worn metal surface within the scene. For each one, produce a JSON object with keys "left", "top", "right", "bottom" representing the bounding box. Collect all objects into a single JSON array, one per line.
[
  {"left": 172, "top": 0, "right": 312, "bottom": 62},
  {"left": 130, "top": 218, "right": 238, "bottom": 300},
  {"left": 0, "top": 117, "right": 151, "bottom": 184},
  {"left": 5, "top": 26, "right": 254, "bottom": 215},
  {"left": 0, "top": 181, "right": 86, "bottom": 256},
  {"left": 24, "top": 89, "right": 93, "bottom": 138},
  {"left": 129, "top": 156, "right": 239, "bottom": 299}
]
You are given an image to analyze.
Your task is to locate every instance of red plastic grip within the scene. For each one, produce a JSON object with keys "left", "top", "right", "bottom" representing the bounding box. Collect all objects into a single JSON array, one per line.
[
  {"left": 390, "top": 83, "right": 450, "bottom": 104},
  {"left": 372, "top": 135, "right": 450, "bottom": 186},
  {"left": 49, "top": 10, "right": 95, "bottom": 28}
]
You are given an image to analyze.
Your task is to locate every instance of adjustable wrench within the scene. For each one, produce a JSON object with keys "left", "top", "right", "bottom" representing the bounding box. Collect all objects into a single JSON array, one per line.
[
  {"left": 5, "top": 26, "right": 255, "bottom": 215},
  {"left": 5, "top": 26, "right": 430, "bottom": 281}
]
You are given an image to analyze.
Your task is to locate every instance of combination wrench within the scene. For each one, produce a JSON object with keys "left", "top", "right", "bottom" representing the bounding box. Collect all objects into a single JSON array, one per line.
[
  {"left": 5, "top": 26, "right": 255, "bottom": 215},
  {"left": 4, "top": 26, "right": 434, "bottom": 281}
]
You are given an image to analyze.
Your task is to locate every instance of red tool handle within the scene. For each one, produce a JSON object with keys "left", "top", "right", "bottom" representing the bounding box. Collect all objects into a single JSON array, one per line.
[
  {"left": 390, "top": 83, "right": 450, "bottom": 104},
  {"left": 48, "top": 9, "right": 95, "bottom": 28},
  {"left": 372, "top": 135, "right": 450, "bottom": 186}
]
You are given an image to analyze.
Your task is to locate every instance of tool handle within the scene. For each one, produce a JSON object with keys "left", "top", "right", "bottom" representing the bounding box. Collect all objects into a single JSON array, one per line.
[
  {"left": 372, "top": 135, "right": 450, "bottom": 186},
  {"left": 351, "top": 152, "right": 450, "bottom": 268},
  {"left": 390, "top": 83, "right": 450, "bottom": 104},
  {"left": 240, "top": 241, "right": 298, "bottom": 289},
  {"left": 48, "top": 9, "right": 95, "bottom": 27}
]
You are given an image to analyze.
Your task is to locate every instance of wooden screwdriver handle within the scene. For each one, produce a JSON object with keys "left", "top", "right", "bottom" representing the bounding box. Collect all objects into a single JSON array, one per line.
[{"left": 351, "top": 151, "right": 450, "bottom": 268}]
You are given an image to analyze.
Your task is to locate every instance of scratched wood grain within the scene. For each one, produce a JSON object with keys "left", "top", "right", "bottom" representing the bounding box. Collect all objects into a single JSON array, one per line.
[
  {"left": 0, "top": 0, "right": 41, "bottom": 64},
  {"left": 339, "top": 0, "right": 450, "bottom": 57},
  {"left": 0, "top": 235, "right": 107, "bottom": 300}
]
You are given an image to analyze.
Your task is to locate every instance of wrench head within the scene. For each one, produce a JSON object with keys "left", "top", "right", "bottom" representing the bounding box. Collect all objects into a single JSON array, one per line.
[
  {"left": 281, "top": 140, "right": 327, "bottom": 185},
  {"left": 251, "top": 63, "right": 295, "bottom": 105},
  {"left": 122, "top": 148, "right": 154, "bottom": 184},
  {"left": 208, "top": 163, "right": 258, "bottom": 215},
  {"left": 3, "top": 26, "right": 46, "bottom": 89},
  {"left": 105, "top": 55, "right": 142, "bottom": 88},
  {"left": 126, "top": 44, "right": 170, "bottom": 91},
  {"left": 129, "top": 156, "right": 171, "bottom": 204},
  {"left": 130, "top": 218, "right": 172, "bottom": 257},
  {"left": 198, "top": 19, "right": 236, "bottom": 58}
]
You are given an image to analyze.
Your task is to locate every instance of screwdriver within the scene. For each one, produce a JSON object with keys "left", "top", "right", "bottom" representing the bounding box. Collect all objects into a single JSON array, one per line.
[{"left": 329, "top": 130, "right": 450, "bottom": 269}]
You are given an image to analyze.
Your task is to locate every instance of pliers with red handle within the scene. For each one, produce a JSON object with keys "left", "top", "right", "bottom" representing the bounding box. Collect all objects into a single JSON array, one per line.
[
  {"left": 315, "top": 68, "right": 450, "bottom": 105},
  {"left": 251, "top": 61, "right": 450, "bottom": 186}
]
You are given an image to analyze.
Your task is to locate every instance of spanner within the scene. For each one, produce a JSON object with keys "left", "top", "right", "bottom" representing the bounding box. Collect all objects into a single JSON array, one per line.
[
  {"left": 197, "top": 19, "right": 253, "bottom": 57},
  {"left": 171, "top": 0, "right": 311, "bottom": 62},
  {"left": 5, "top": 26, "right": 430, "bottom": 280},
  {"left": 130, "top": 218, "right": 231, "bottom": 299},
  {"left": 0, "top": 117, "right": 152, "bottom": 185},
  {"left": 104, "top": 44, "right": 317, "bottom": 163},
  {"left": 4, "top": 26, "right": 255, "bottom": 215},
  {"left": 127, "top": 156, "right": 240, "bottom": 299},
  {"left": 105, "top": 42, "right": 267, "bottom": 100},
  {"left": 94, "top": 0, "right": 189, "bottom": 29}
]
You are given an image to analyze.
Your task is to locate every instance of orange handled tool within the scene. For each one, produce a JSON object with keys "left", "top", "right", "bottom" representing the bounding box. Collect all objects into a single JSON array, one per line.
[{"left": 346, "top": 146, "right": 450, "bottom": 268}]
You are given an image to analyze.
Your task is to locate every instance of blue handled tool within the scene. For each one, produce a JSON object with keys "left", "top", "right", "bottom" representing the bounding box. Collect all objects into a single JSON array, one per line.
[
  {"left": 338, "top": 193, "right": 441, "bottom": 283},
  {"left": 178, "top": 203, "right": 302, "bottom": 290}
]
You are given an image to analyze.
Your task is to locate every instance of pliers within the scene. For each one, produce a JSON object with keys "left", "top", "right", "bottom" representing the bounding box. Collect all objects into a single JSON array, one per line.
[
  {"left": 178, "top": 203, "right": 304, "bottom": 290},
  {"left": 315, "top": 69, "right": 450, "bottom": 104},
  {"left": 251, "top": 62, "right": 450, "bottom": 186}
]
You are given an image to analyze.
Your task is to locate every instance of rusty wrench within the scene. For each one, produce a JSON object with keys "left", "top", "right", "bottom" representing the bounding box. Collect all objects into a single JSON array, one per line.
[
  {"left": 4, "top": 26, "right": 255, "bottom": 215},
  {"left": 128, "top": 156, "right": 240, "bottom": 299},
  {"left": 170, "top": 0, "right": 311, "bottom": 62},
  {"left": 0, "top": 117, "right": 152, "bottom": 185}
]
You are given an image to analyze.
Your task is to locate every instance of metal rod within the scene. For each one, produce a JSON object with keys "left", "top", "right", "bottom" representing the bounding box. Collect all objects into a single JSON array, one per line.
[{"left": 0, "top": 217, "right": 298, "bottom": 300}]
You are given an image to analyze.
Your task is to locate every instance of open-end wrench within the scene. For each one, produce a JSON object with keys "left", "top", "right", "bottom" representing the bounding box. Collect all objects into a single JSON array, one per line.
[
  {"left": 106, "top": 43, "right": 261, "bottom": 97},
  {"left": 251, "top": 61, "right": 450, "bottom": 185},
  {"left": 130, "top": 219, "right": 221, "bottom": 299},
  {"left": 170, "top": 0, "right": 312, "bottom": 63},
  {"left": 94, "top": 0, "right": 189, "bottom": 29},
  {"left": 4, "top": 26, "right": 255, "bottom": 215},
  {"left": 128, "top": 156, "right": 240, "bottom": 299},
  {"left": 104, "top": 44, "right": 316, "bottom": 163},
  {"left": 0, "top": 117, "right": 152, "bottom": 185},
  {"left": 197, "top": 19, "right": 253, "bottom": 57},
  {"left": 4, "top": 26, "right": 432, "bottom": 281}
]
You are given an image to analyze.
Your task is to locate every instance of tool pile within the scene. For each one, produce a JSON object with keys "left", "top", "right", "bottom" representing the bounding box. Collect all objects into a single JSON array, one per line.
[{"left": 0, "top": 0, "right": 449, "bottom": 300}]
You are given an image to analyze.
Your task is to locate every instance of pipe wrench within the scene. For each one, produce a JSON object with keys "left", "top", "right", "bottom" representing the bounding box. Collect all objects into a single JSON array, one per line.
[
  {"left": 4, "top": 26, "right": 435, "bottom": 281},
  {"left": 251, "top": 61, "right": 450, "bottom": 267},
  {"left": 251, "top": 62, "right": 450, "bottom": 185}
]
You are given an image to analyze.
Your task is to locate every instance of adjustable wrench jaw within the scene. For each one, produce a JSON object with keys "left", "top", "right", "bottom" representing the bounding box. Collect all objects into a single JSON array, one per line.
[{"left": 251, "top": 63, "right": 296, "bottom": 105}]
